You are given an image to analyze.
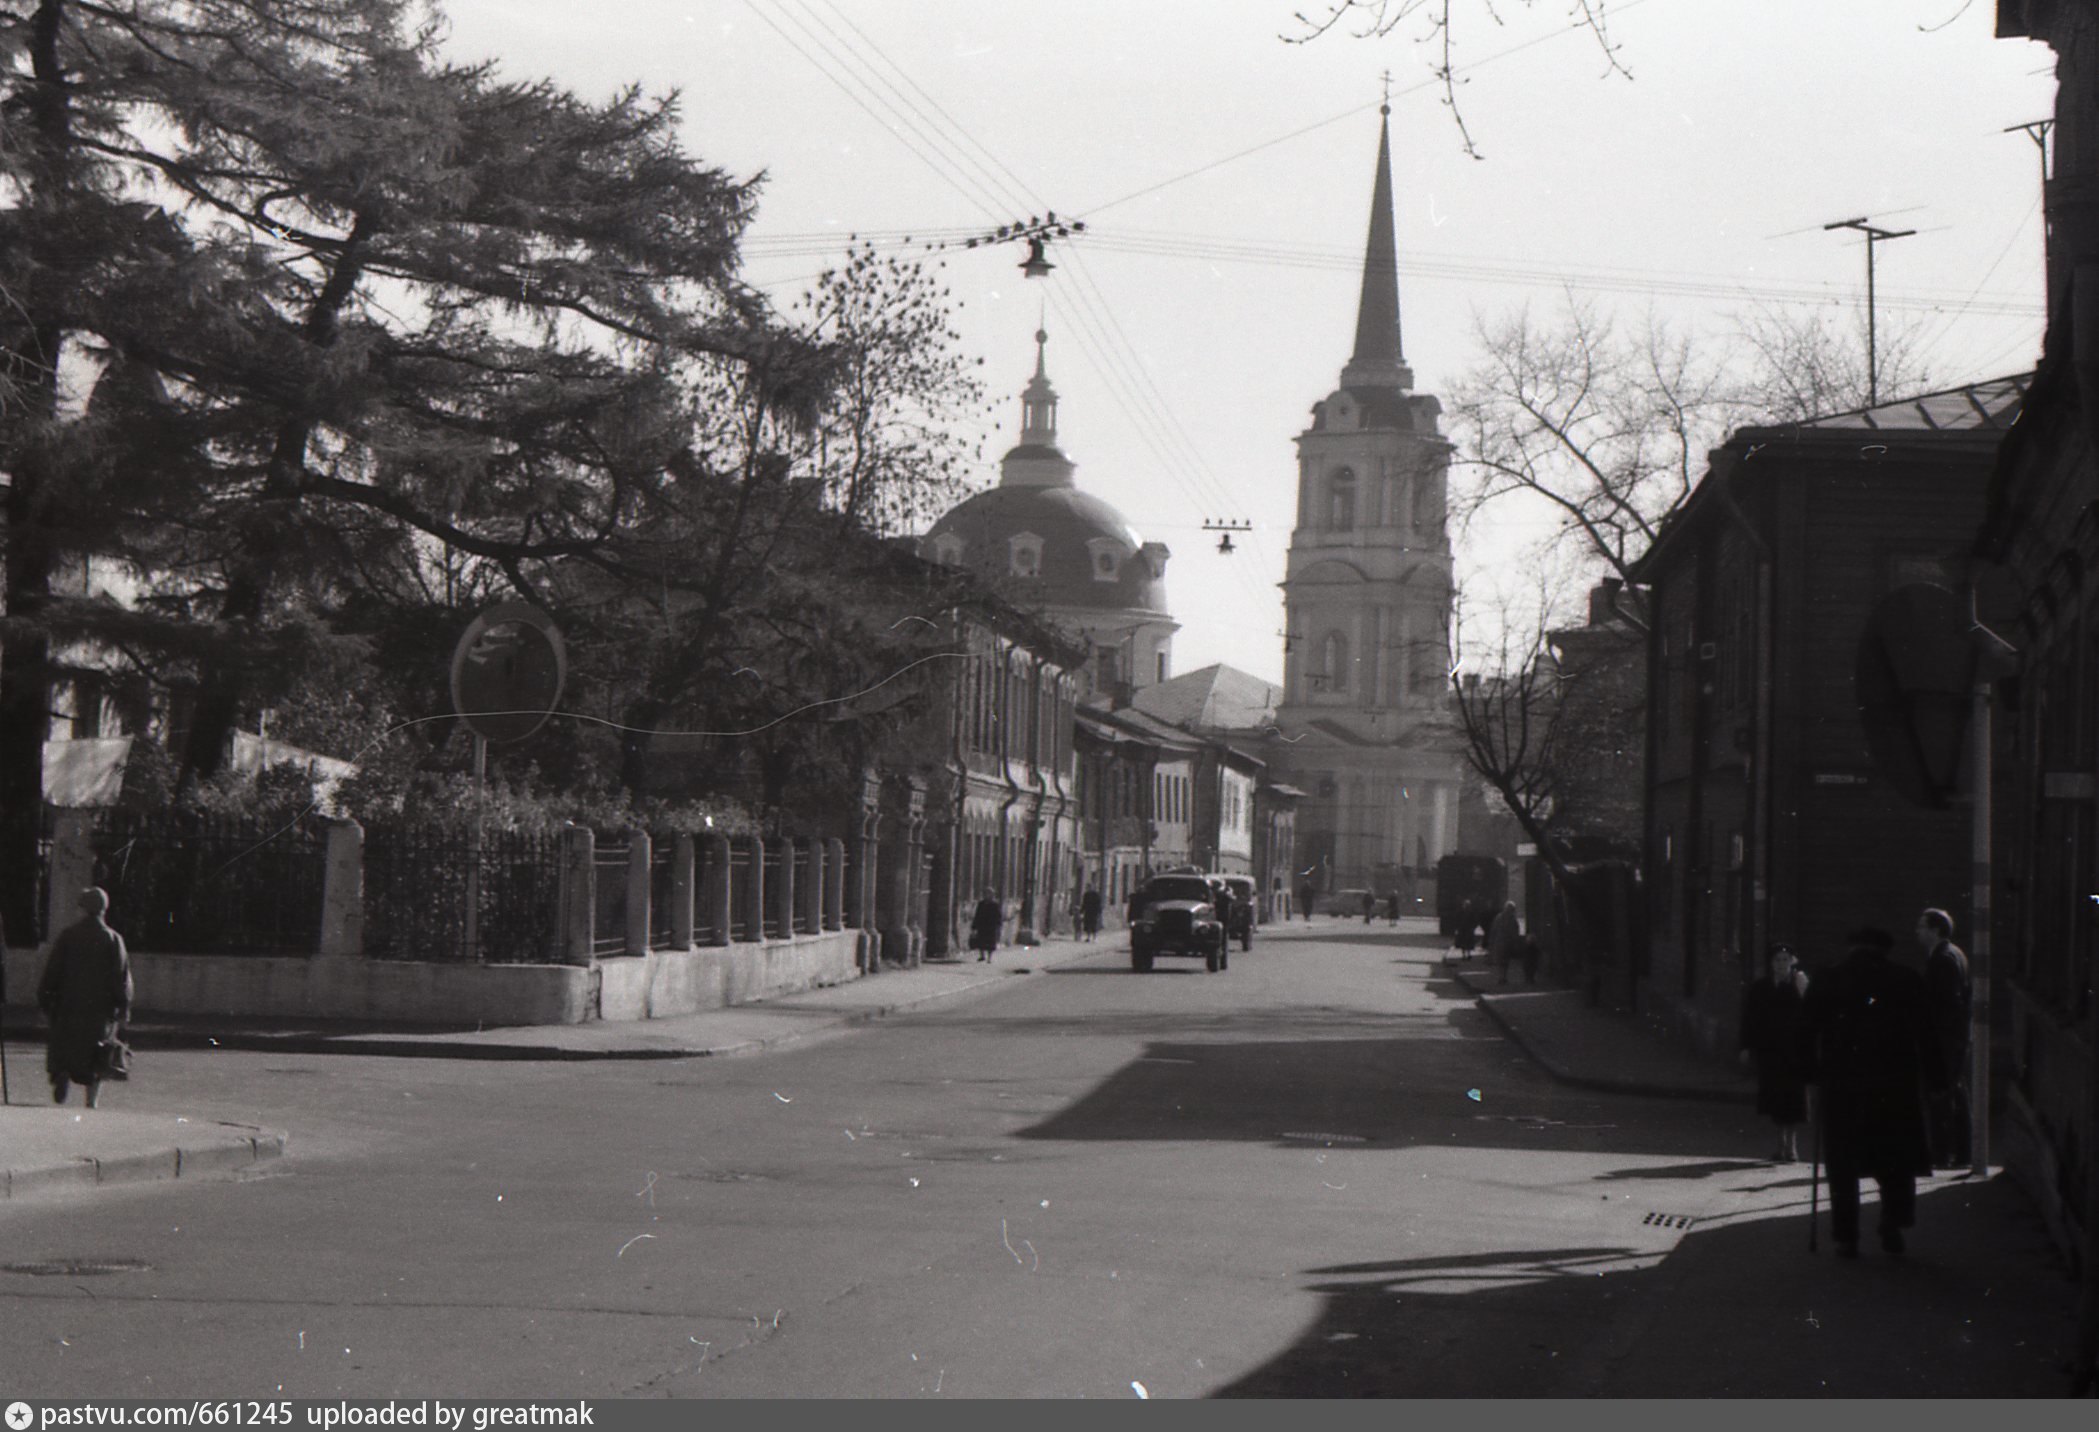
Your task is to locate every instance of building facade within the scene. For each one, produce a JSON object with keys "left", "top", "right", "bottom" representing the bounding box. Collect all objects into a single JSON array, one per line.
[
  {"left": 1631, "top": 379, "right": 2023, "bottom": 1055},
  {"left": 1979, "top": 0, "right": 2099, "bottom": 1284},
  {"left": 1268, "top": 108, "right": 1468, "bottom": 894}
]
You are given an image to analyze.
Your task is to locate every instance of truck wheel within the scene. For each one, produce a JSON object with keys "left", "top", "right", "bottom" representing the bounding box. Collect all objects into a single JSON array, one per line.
[{"left": 1133, "top": 949, "right": 1154, "bottom": 973}]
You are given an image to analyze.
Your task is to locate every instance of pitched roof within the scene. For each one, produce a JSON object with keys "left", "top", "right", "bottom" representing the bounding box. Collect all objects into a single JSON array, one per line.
[
  {"left": 1775, "top": 373, "right": 2027, "bottom": 434},
  {"left": 1131, "top": 663, "right": 1281, "bottom": 733}
]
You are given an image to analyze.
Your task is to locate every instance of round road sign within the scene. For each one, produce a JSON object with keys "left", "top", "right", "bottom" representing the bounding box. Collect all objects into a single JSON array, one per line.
[{"left": 449, "top": 601, "right": 567, "bottom": 743}]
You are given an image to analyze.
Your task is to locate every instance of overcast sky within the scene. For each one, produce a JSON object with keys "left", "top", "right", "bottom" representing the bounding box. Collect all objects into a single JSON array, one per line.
[{"left": 439, "top": 1, "right": 2056, "bottom": 685}]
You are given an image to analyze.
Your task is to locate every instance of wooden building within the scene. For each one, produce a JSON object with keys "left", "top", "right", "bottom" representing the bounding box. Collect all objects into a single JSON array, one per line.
[{"left": 1629, "top": 379, "right": 2023, "bottom": 1055}]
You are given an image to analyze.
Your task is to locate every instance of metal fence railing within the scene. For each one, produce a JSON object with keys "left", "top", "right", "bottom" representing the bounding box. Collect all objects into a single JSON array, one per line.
[
  {"left": 760, "top": 841, "right": 783, "bottom": 940},
  {"left": 364, "top": 823, "right": 562, "bottom": 963},
  {"left": 693, "top": 840, "right": 718, "bottom": 947},
  {"left": 648, "top": 838, "right": 679, "bottom": 951},
  {"left": 791, "top": 842, "right": 813, "bottom": 935},
  {"left": 592, "top": 834, "right": 630, "bottom": 957},
  {"left": 91, "top": 810, "right": 326, "bottom": 956},
  {"left": 728, "top": 840, "right": 753, "bottom": 942}
]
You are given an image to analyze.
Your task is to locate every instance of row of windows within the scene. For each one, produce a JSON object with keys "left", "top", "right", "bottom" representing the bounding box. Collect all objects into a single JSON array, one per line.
[
  {"left": 1315, "top": 464, "right": 1444, "bottom": 534},
  {"left": 962, "top": 646, "right": 1074, "bottom": 772},
  {"left": 1154, "top": 770, "right": 1191, "bottom": 826}
]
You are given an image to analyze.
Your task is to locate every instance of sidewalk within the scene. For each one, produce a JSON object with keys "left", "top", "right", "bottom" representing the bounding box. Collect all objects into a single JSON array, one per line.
[
  {"left": 2, "top": 936, "right": 1113, "bottom": 1198},
  {"left": 1447, "top": 958, "right": 1757, "bottom": 1102}
]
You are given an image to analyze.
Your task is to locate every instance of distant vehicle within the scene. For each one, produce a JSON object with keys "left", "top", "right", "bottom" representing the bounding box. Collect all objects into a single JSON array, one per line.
[
  {"left": 1436, "top": 855, "right": 1509, "bottom": 936},
  {"left": 1129, "top": 873, "right": 1229, "bottom": 973},
  {"left": 1333, "top": 887, "right": 1373, "bottom": 921}
]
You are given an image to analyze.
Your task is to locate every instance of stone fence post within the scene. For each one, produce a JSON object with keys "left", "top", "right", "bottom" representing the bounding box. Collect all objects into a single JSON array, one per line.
[
  {"left": 319, "top": 817, "right": 365, "bottom": 958},
  {"left": 823, "top": 837, "right": 845, "bottom": 931},
  {"left": 669, "top": 834, "right": 696, "bottom": 949},
  {"left": 625, "top": 827, "right": 651, "bottom": 956},
  {"left": 557, "top": 825, "right": 595, "bottom": 965},
  {"left": 705, "top": 832, "right": 733, "bottom": 946},
  {"left": 739, "top": 834, "right": 765, "bottom": 944},
  {"left": 771, "top": 837, "right": 796, "bottom": 941}
]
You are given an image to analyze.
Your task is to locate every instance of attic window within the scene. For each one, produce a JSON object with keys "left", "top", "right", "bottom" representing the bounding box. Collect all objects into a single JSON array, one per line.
[
  {"left": 931, "top": 533, "right": 964, "bottom": 565},
  {"left": 1009, "top": 533, "right": 1044, "bottom": 578},
  {"left": 1086, "top": 538, "right": 1124, "bottom": 582}
]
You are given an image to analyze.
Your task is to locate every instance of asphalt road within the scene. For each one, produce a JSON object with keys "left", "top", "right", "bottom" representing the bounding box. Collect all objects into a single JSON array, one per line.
[{"left": 0, "top": 921, "right": 2060, "bottom": 1397}]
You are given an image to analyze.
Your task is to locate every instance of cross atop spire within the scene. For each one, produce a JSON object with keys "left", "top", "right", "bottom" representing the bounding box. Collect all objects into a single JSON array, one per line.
[{"left": 1341, "top": 107, "right": 1412, "bottom": 391}]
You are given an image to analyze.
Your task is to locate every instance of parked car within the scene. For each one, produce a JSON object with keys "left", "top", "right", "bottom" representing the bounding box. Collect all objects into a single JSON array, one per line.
[
  {"left": 1129, "top": 873, "right": 1229, "bottom": 973},
  {"left": 1214, "top": 875, "right": 1256, "bottom": 951}
]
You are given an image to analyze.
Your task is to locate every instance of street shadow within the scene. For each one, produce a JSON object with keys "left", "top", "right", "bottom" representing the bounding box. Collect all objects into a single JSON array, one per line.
[
  {"left": 1595, "top": 1158, "right": 1773, "bottom": 1181},
  {"left": 1015, "top": 1036, "right": 1753, "bottom": 1157},
  {"left": 1210, "top": 1175, "right": 2078, "bottom": 1397}
]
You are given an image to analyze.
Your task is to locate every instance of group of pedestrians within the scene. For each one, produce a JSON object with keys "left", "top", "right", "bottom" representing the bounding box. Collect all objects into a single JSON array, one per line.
[
  {"left": 1446, "top": 900, "right": 1539, "bottom": 985},
  {"left": 1736, "top": 907, "right": 1975, "bottom": 1258}
]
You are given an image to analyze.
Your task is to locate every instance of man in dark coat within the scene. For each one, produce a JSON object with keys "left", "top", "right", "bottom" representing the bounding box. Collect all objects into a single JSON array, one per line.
[
  {"left": 1915, "top": 907, "right": 1972, "bottom": 1170},
  {"left": 1079, "top": 886, "right": 1103, "bottom": 942},
  {"left": 1805, "top": 927, "right": 1945, "bottom": 1257},
  {"left": 969, "top": 891, "right": 1003, "bottom": 963},
  {"left": 37, "top": 887, "right": 132, "bottom": 1108}
]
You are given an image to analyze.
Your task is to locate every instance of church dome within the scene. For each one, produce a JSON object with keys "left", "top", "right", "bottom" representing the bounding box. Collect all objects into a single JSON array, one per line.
[
  {"left": 924, "top": 485, "right": 1169, "bottom": 614},
  {"left": 921, "top": 328, "right": 1170, "bottom": 616}
]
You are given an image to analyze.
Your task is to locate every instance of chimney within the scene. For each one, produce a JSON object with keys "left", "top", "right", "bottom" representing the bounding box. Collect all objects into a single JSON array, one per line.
[{"left": 1589, "top": 578, "right": 1625, "bottom": 627}]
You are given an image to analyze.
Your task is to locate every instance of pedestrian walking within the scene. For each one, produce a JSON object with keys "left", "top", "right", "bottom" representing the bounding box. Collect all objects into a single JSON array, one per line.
[
  {"left": 1360, "top": 890, "right": 1375, "bottom": 924},
  {"left": 1297, "top": 881, "right": 1316, "bottom": 923},
  {"left": 1452, "top": 901, "right": 1479, "bottom": 961},
  {"left": 969, "top": 890, "right": 1003, "bottom": 963},
  {"left": 1739, "top": 942, "right": 1812, "bottom": 1162},
  {"left": 1804, "top": 926, "right": 1945, "bottom": 1257},
  {"left": 1080, "top": 886, "right": 1103, "bottom": 943},
  {"left": 37, "top": 887, "right": 132, "bottom": 1109},
  {"left": 1385, "top": 892, "right": 1400, "bottom": 925},
  {"left": 1488, "top": 900, "right": 1524, "bottom": 985},
  {"left": 1915, "top": 907, "right": 1972, "bottom": 1170}
]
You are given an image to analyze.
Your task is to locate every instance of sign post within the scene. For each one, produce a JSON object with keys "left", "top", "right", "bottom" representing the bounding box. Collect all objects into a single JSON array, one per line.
[{"left": 449, "top": 603, "right": 567, "bottom": 961}]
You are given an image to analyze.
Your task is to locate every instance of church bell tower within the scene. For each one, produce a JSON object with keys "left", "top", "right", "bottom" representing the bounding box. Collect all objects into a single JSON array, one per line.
[{"left": 1270, "top": 105, "right": 1466, "bottom": 893}]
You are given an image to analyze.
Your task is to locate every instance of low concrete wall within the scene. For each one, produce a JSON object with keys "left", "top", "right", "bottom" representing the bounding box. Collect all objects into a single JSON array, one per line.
[
  {"left": 595, "top": 930, "right": 859, "bottom": 1021},
  {"left": 4, "top": 929, "right": 863, "bottom": 1029}
]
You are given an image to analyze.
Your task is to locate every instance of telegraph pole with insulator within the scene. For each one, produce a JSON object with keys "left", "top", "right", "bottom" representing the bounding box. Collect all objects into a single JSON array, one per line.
[{"left": 1824, "top": 216, "right": 1916, "bottom": 406}]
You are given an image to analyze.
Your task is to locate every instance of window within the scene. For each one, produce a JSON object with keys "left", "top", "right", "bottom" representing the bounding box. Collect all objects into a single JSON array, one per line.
[
  {"left": 1156, "top": 650, "right": 1168, "bottom": 683},
  {"left": 1328, "top": 467, "right": 1356, "bottom": 531},
  {"left": 931, "top": 533, "right": 964, "bottom": 565},
  {"left": 1319, "top": 631, "right": 1349, "bottom": 694},
  {"left": 1008, "top": 533, "right": 1044, "bottom": 578},
  {"left": 1087, "top": 538, "right": 1123, "bottom": 582}
]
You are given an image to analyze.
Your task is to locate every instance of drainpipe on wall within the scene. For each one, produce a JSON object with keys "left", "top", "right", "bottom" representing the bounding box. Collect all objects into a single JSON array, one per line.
[{"left": 1715, "top": 466, "right": 1776, "bottom": 981}]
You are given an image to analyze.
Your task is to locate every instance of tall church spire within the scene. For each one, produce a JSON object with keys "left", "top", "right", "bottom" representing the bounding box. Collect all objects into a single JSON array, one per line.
[{"left": 1341, "top": 105, "right": 1413, "bottom": 392}]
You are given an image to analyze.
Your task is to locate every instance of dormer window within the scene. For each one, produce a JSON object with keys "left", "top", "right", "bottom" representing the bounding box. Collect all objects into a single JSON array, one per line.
[
  {"left": 931, "top": 533, "right": 964, "bottom": 565},
  {"left": 1008, "top": 532, "right": 1044, "bottom": 578},
  {"left": 1086, "top": 537, "right": 1124, "bottom": 582}
]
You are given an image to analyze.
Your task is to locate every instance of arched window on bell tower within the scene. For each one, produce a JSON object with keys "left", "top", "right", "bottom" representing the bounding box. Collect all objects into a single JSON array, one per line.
[
  {"left": 1319, "top": 630, "right": 1349, "bottom": 694},
  {"left": 1328, "top": 467, "right": 1356, "bottom": 532}
]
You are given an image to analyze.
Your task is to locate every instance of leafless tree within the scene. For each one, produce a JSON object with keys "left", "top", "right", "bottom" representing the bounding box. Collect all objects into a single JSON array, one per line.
[
  {"left": 1283, "top": 1, "right": 1631, "bottom": 158},
  {"left": 1445, "top": 296, "right": 1737, "bottom": 630},
  {"left": 1728, "top": 302, "right": 1944, "bottom": 421}
]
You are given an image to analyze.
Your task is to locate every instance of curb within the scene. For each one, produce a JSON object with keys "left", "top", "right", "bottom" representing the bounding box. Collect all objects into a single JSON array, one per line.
[
  {"left": 1469, "top": 989, "right": 1755, "bottom": 1105},
  {"left": 88, "top": 958, "right": 1077, "bottom": 1064},
  {"left": 3, "top": 1127, "right": 285, "bottom": 1199}
]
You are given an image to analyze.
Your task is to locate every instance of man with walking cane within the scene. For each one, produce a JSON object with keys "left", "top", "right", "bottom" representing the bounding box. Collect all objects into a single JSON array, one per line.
[{"left": 1803, "top": 927, "right": 1944, "bottom": 1257}]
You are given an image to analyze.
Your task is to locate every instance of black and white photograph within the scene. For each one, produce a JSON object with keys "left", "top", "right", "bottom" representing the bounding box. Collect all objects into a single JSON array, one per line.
[{"left": 2, "top": 0, "right": 2096, "bottom": 1402}]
